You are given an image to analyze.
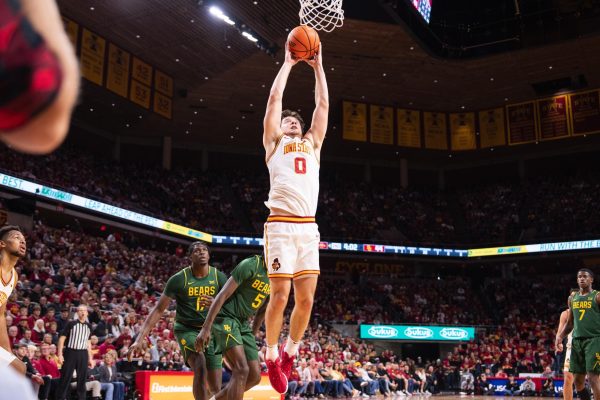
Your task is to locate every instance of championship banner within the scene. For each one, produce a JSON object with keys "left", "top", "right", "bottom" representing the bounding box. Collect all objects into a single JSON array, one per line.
[
  {"left": 537, "top": 95, "right": 570, "bottom": 140},
  {"left": 397, "top": 109, "right": 421, "bottom": 148},
  {"left": 62, "top": 17, "right": 79, "bottom": 49},
  {"left": 478, "top": 108, "right": 506, "bottom": 148},
  {"left": 80, "top": 28, "right": 106, "bottom": 85},
  {"left": 154, "top": 92, "right": 173, "bottom": 119},
  {"left": 132, "top": 57, "right": 153, "bottom": 86},
  {"left": 106, "top": 43, "right": 130, "bottom": 98},
  {"left": 423, "top": 112, "right": 448, "bottom": 150},
  {"left": 155, "top": 70, "right": 174, "bottom": 97},
  {"left": 360, "top": 324, "right": 475, "bottom": 342},
  {"left": 130, "top": 80, "right": 151, "bottom": 109},
  {"left": 507, "top": 101, "right": 537, "bottom": 145},
  {"left": 449, "top": 112, "right": 476, "bottom": 150},
  {"left": 342, "top": 101, "right": 367, "bottom": 142},
  {"left": 369, "top": 105, "right": 394, "bottom": 145},
  {"left": 570, "top": 90, "right": 600, "bottom": 136}
]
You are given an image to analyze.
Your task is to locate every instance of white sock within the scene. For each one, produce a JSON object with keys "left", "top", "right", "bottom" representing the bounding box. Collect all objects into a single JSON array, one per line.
[
  {"left": 209, "top": 397, "right": 216, "bottom": 400},
  {"left": 284, "top": 337, "right": 300, "bottom": 356},
  {"left": 266, "top": 344, "right": 279, "bottom": 361}
]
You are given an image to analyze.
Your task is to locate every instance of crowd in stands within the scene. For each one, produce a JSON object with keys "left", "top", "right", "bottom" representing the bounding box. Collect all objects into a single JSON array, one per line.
[
  {"left": 2, "top": 219, "right": 574, "bottom": 398},
  {"left": 2, "top": 145, "right": 600, "bottom": 246}
]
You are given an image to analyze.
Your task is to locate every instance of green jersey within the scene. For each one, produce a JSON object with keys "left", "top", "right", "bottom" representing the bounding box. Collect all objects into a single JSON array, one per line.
[
  {"left": 220, "top": 255, "right": 270, "bottom": 321},
  {"left": 164, "top": 265, "right": 227, "bottom": 327},
  {"left": 571, "top": 290, "right": 600, "bottom": 338}
]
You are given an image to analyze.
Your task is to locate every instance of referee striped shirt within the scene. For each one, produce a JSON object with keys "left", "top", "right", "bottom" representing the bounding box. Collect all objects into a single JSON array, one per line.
[{"left": 61, "top": 320, "right": 92, "bottom": 350}]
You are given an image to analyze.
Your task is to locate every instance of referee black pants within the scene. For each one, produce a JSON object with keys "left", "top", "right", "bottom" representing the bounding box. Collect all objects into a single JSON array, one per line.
[{"left": 56, "top": 349, "right": 88, "bottom": 400}]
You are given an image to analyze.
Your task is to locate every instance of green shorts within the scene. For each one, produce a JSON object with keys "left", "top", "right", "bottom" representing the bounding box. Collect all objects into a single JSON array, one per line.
[
  {"left": 174, "top": 322, "right": 222, "bottom": 370},
  {"left": 570, "top": 337, "right": 600, "bottom": 374},
  {"left": 212, "top": 317, "right": 259, "bottom": 361}
]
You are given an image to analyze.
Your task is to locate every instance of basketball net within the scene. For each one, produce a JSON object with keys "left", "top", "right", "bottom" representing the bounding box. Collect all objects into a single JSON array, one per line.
[{"left": 299, "top": 0, "right": 344, "bottom": 33}]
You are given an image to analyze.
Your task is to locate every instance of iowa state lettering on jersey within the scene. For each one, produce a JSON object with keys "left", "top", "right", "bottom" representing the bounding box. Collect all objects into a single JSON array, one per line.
[
  {"left": 573, "top": 301, "right": 593, "bottom": 309},
  {"left": 251, "top": 279, "right": 270, "bottom": 295},
  {"left": 188, "top": 286, "right": 216, "bottom": 297},
  {"left": 283, "top": 141, "right": 311, "bottom": 155}
]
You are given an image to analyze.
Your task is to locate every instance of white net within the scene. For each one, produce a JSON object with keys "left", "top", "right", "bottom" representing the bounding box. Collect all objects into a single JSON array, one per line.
[{"left": 299, "top": 0, "right": 344, "bottom": 33}]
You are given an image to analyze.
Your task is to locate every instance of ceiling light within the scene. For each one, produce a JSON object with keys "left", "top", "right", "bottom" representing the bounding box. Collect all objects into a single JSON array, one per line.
[
  {"left": 242, "top": 32, "right": 258, "bottom": 42},
  {"left": 194, "top": 111, "right": 198, "bottom": 115},
  {"left": 209, "top": 6, "right": 235, "bottom": 25},
  {"left": 175, "top": 58, "right": 180, "bottom": 62},
  {"left": 90, "top": 6, "right": 95, "bottom": 11},
  {"left": 135, "top": 35, "right": 141, "bottom": 39},
  {"left": 125, "top": 124, "right": 130, "bottom": 128},
  {"left": 186, "top": 130, "right": 190, "bottom": 134},
  {"left": 138, "top": 115, "right": 142, "bottom": 119}
]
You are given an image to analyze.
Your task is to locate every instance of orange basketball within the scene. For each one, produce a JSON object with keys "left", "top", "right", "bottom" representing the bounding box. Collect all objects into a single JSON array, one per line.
[{"left": 287, "top": 25, "right": 320, "bottom": 60}]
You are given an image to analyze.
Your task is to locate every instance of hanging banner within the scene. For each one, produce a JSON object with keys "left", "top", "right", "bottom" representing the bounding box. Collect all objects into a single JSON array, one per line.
[
  {"left": 450, "top": 112, "right": 476, "bottom": 150},
  {"left": 478, "top": 108, "right": 506, "bottom": 148},
  {"left": 130, "top": 80, "right": 151, "bottom": 109},
  {"left": 132, "top": 57, "right": 153, "bottom": 86},
  {"left": 570, "top": 90, "right": 600, "bottom": 136},
  {"left": 62, "top": 17, "right": 79, "bottom": 49},
  {"left": 397, "top": 109, "right": 421, "bottom": 148},
  {"left": 106, "top": 43, "right": 130, "bottom": 98},
  {"left": 155, "top": 70, "right": 174, "bottom": 97},
  {"left": 507, "top": 101, "right": 537, "bottom": 145},
  {"left": 537, "top": 95, "right": 571, "bottom": 140},
  {"left": 370, "top": 105, "right": 394, "bottom": 145},
  {"left": 342, "top": 101, "right": 367, "bottom": 142},
  {"left": 154, "top": 92, "right": 173, "bottom": 119},
  {"left": 423, "top": 112, "right": 448, "bottom": 150},
  {"left": 80, "top": 28, "right": 106, "bottom": 85}
]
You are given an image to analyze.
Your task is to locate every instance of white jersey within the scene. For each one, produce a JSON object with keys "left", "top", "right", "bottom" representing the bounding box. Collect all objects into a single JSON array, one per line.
[
  {"left": 266, "top": 135, "right": 320, "bottom": 217},
  {"left": 0, "top": 268, "right": 17, "bottom": 309}
]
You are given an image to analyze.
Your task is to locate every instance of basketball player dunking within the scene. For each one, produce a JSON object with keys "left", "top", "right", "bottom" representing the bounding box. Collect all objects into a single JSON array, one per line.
[
  {"left": 262, "top": 43, "right": 328, "bottom": 393},
  {"left": 0, "top": 225, "right": 27, "bottom": 374}
]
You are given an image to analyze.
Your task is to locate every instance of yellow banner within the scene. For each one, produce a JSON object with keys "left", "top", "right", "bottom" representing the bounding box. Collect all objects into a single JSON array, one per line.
[
  {"left": 423, "top": 112, "right": 448, "bottom": 150},
  {"left": 369, "top": 105, "right": 394, "bottom": 144},
  {"left": 161, "top": 221, "right": 212, "bottom": 242},
  {"left": 397, "top": 109, "right": 421, "bottom": 148},
  {"left": 342, "top": 101, "right": 367, "bottom": 142},
  {"left": 155, "top": 70, "right": 174, "bottom": 97},
  {"left": 450, "top": 112, "right": 476, "bottom": 150},
  {"left": 468, "top": 245, "right": 528, "bottom": 257},
  {"left": 154, "top": 92, "right": 173, "bottom": 119},
  {"left": 478, "top": 108, "right": 506, "bottom": 148},
  {"left": 106, "top": 43, "right": 130, "bottom": 98},
  {"left": 62, "top": 17, "right": 79, "bottom": 49},
  {"left": 132, "top": 57, "right": 153, "bottom": 86},
  {"left": 80, "top": 29, "right": 106, "bottom": 85},
  {"left": 130, "top": 80, "right": 151, "bottom": 109}
]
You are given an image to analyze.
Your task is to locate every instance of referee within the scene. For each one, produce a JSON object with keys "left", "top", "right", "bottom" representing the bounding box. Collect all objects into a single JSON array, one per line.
[{"left": 55, "top": 304, "right": 93, "bottom": 400}]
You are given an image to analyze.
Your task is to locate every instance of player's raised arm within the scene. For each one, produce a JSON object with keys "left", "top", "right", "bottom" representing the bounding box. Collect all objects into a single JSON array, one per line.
[
  {"left": 305, "top": 45, "right": 329, "bottom": 150},
  {"left": 263, "top": 45, "right": 299, "bottom": 153}
]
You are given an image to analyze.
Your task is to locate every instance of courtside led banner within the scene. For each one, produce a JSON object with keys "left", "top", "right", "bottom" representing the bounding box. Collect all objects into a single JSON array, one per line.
[
  {"left": 2, "top": 172, "right": 600, "bottom": 258},
  {"left": 360, "top": 325, "right": 475, "bottom": 341}
]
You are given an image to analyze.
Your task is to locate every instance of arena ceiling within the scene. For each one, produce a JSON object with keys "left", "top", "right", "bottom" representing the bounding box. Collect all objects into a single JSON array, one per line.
[{"left": 58, "top": 0, "right": 600, "bottom": 160}]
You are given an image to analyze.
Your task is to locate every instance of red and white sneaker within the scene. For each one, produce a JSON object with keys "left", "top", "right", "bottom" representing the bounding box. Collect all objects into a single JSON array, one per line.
[
  {"left": 280, "top": 343, "right": 296, "bottom": 378},
  {"left": 266, "top": 358, "right": 288, "bottom": 394}
]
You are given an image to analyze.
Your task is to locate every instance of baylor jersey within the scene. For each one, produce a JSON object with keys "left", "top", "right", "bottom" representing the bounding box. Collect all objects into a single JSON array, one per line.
[
  {"left": 571, "top": 290, "right": 600, "bottom": 338},
  {"left": 164, "top": 266, "right": 227, "bottom": 327},
  {"left": 220, "top": 255, "right": 270, "bottom": 321}
]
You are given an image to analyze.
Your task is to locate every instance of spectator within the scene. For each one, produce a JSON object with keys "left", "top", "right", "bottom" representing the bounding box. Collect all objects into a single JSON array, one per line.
[{"left": 519, "top": 377, "right": 537, "bottom": 397}]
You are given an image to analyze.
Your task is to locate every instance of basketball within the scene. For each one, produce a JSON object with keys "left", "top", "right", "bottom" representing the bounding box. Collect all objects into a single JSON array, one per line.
[{"left": 287, "top": 25, "right": 320, "bottom": 60}]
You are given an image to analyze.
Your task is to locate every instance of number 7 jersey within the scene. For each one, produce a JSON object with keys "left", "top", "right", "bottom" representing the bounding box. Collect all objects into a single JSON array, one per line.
[
  {"left": 265, "top": 134, "right": 320, "bottom": 217},
  {"left": 571, "top": 290, "right": 600, "bottom": 338}
]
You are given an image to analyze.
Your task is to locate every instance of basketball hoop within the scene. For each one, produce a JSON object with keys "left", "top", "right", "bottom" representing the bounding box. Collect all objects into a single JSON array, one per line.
[{"left": 299, "top": 0, "right": 344, "bottom": 33}]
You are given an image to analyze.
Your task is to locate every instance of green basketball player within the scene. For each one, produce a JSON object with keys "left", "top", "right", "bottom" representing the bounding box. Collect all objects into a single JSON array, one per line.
[
  {"left": 128, "top": 242, "right": 226, "bottom": 400},
  {"left": 556, "top": 269, "right": 600, "bottom": 400},
  {"left": 196, "top": 255, "right": 270, "bottom": 400}
]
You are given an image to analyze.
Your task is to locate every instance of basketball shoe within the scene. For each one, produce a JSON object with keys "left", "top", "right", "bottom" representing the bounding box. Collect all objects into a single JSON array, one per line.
[{"left": 266, "top": 357, "right": 288, "bottom": 394}]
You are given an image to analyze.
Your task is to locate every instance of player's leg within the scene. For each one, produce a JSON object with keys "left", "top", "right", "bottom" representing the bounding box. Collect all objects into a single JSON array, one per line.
[
  {"left": 205, "top": 340, "right": 223, "bottom": 395},
  {"left": 188, "top": 352, "right": 209, "bottom": 400},
  {"left": 564, "top": 372, "right": 574, "bottom": 400},
  {"left": 217, "top": 346, "right": 249, "bottom": 400},
  {"left": 289, "top": 276, "right": 318, "bottom": 341}
]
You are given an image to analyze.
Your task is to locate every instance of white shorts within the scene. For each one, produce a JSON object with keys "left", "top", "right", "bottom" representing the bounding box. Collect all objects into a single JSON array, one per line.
[
  {"left": 564, "top": 345, "right": 572, "bottom": 372},
  {"left": 0, "top": 346, "right": 16, "bottom": 368},
  {"left": 264, "top": 218, "right": 320, "bottom": 279}
]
